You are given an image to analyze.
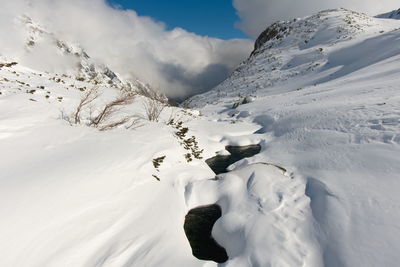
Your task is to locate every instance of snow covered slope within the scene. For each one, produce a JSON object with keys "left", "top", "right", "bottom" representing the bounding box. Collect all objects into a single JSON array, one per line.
[
  {"left": 1, "top": 7, "right": 400, "bottom": 267},
  {"left": 2, "top": 15, "right": 153, "bottom": 95},
  {"left": 186, "top": 8, "right": 400, "bottom": 267},
  {"left": 188, "top": 8, "right": 400, "bottom": 106},
  {"left": 377, "top": 8, "right": 400, "bottom": 19},
  {"left": 0, "top": 62, "right": 207, "bottom": 266}
]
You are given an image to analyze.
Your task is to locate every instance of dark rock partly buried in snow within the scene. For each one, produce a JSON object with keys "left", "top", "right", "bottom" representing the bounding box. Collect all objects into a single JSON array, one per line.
[
  {"left": 184, "top": 205, "right": 228, "bottom": 263},
  {"left": 206, "top": 144, "right": 261, "bottom": 175}
]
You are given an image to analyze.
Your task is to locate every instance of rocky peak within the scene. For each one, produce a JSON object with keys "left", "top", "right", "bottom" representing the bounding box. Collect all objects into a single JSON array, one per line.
[
  {"left": 14, "top": 15, "right": 161, "bottom": 97},
  {"left": 250, "top": 8, "right": 374, "bottom": 57},
  {"left": 251, "top": 22, "right": 291, "bottom": 56}
]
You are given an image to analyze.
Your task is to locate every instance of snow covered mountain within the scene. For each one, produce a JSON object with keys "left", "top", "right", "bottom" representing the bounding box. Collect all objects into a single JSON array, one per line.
[
  {"left": 1, "top": 7, "right": 400, "bottom": 267},
  {"left": 188, "top": 8, "right": 400, "bottom": 106},
  {"left": 186, "top": 8, "right": 400, "bottom": 267},
  {"left": 377, "top": 8, "right": 400, "bottom": 19},
  {"left": 3, "top": 15, "right": 157, "bottom": 97}
]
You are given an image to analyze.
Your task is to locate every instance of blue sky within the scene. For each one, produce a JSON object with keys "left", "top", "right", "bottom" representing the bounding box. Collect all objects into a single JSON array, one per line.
[{"left": 107, "top": 0, "right": 248, "bottom": 39}]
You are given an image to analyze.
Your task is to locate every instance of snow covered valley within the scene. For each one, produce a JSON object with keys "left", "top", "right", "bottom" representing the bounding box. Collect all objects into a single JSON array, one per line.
[{"left": 1, "top": 8, "right": 400, "bottom": 267}]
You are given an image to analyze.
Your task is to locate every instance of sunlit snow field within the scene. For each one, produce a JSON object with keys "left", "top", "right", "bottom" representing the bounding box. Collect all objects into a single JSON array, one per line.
[{"left": 1, "top": 8, "right": 400, "bottom": 267}]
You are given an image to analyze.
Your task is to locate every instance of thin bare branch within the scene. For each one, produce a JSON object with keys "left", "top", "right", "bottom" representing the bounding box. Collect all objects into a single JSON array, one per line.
[
  {"left": 143, "top": 98, "right": 165, "bottom": 122},
  {"left": 98, "top": 115, "right": 138, "bottom": 131},
  {"left": 90, "top": 93, "right": 136, "bottom": 127},
  {"left": 62, "top": 90, "right": 139, "bottom": 131},
  {"left": 74, "top": 87, "right": 99, "bottom": 124}
]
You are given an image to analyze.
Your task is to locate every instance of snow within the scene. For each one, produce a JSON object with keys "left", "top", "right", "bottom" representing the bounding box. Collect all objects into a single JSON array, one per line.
[
  {"left": 376, "top": 8, "right": 400, "bottom": 20},
  {"left": 186, "top": 164, "right": 321, "bottom": 266},
  {"left": 0, "top": 64, "right": 205, "bottom": 266},
  {"left": 187, "top": 8, "right": 400, "bottom": 267},
  {"left": 1, "top": 8, "right": 400, "bottom": 267}
]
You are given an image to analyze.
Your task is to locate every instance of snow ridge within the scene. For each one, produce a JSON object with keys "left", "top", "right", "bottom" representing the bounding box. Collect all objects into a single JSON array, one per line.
[
  {"left": 376, "top": 8, "right": 400, "bottom": 19},
  {"left": 184, "top": 7, "right": 400, "bottom": 267},
  {"left": 186, "top": 8, "right": 400, "bottom": 108}
]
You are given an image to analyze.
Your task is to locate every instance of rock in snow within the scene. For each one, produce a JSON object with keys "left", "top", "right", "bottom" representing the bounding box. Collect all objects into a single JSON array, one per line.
[{"left": 1, "top": 8, "right": 400, "bottom": 267}]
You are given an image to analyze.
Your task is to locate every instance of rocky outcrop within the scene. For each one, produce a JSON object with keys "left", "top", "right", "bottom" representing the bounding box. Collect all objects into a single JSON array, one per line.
[
  {"left": 16, "top": 15, "right": 159, "bottom": 96},
  {"left": 252, "top": 22, "right": 291, "bottom": 56}
]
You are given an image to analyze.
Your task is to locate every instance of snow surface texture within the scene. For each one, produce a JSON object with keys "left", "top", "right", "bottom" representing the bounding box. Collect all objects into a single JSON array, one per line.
[
  {"left": 1, "top": 8, "right": 400, "bottom": 267},
  {"left": 0, "top": 64, "right": 205, "bottom": 266},
  {"left": 187, "top": 8, "right": 400, "bottom": 267}
]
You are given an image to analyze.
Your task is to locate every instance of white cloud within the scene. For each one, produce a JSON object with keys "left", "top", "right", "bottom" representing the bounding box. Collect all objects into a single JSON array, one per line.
[
  {"left": 0, "top": 0, "right": 252, "bottom": 99},
  {"left": 233, "top": 0, "right": 400, "bottom": 38}
]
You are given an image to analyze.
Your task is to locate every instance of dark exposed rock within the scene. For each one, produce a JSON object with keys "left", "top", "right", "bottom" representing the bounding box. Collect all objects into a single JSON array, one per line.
[
  {"left": 184, "top": 204, "right": 228, "bottom": 263},
  {"left": 103, "top": 67, "right": 118, "bottom": 81},
  {"left": 206, "top": 144, "right": 261, "bottom": 175},
  {"left": 251, "top": 22, "right": 291, "bottom": 56},
  {"left": 0, "top": 62, "right": 18, "bottom": 68}
]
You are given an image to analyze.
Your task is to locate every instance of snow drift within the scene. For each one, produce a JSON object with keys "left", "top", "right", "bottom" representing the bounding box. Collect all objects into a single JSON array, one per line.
[{"left": 1, "top": 7, "right": 400, "bottom": 267}]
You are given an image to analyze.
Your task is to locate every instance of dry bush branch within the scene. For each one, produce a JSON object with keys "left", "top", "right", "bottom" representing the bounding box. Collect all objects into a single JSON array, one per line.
[
  {"left": 63, "top": 89, "right": 139, "bottom": 131},
  {"left": 136, "top": 83, "right": 168, "bottom": 104},
  {"left": 89, "top": 93, "right": 136, "bottom": 127},
  {"left": 60, "top": 110, "right": 73, "bottom": 125},
  {"left": 98, "top": 115, "right": 141, "bottom": 131},
  {"left": 74, "top": 87, "right": 99, "bottom": 124},
  {"left": 143, "top": 98, "right": 165, "bottom": 122}
]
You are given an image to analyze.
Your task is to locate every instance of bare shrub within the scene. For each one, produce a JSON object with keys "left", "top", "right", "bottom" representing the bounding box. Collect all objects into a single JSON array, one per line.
[
  {"left": 73, "top": 87, "right": 99, "bottom": 124},
  {"left": 63, "top": 88, "right": 139, "bottom": 131},
  {"left": 143, "top": 98, "right": 165, "bottom": 122},
  {"left": 136, "top": 83, "right": 168, "bottom": 104},
  {"left": 89, "top": 93, "right": 136, "bottom": 128},
  {"left": 97, "top": 115, "right": 140, "bottom": 131}
]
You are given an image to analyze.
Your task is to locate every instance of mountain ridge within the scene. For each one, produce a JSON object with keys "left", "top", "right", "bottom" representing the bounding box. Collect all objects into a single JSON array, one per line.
[
  {"left": 376, "top": 8, "right": 400, "bottom": 19},
  {"left": 5, "top": 15, "right": 162, "bottom": 99},
  {"left": 1, "top": 7, "right": 400, "bottom": 267},
  {"left": 182, "top": 8, "right": 400, "bottom": 266},
  {"left": 186, "top": 8, "right": 400, "bottom": 107}
]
